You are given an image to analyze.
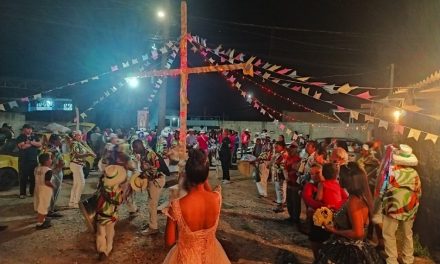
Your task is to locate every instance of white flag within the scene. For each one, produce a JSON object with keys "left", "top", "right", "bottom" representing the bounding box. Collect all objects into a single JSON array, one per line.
[
  {"left": 350, "top": 111, "right": 359, "bottom": 120},
  {"left": 301, "top": 87, "right": 310, "bottom": 95},
  {"left": 378, "top": 120, "right": 388, "bottom": 130},
  {"left": 425, "top": 133, "right": 438, "bottom": 144},
  {"left": 407, "top": 128, "right": 421, "bottom": 141}
]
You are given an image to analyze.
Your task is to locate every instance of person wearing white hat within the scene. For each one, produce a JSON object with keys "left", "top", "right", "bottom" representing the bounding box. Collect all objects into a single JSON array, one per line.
[
  {"left": 382, "top": 144, "right": 421, "bottom": 264},
  {"left": 69, "top": 130, "right": 96, "bottom": 208},
  {"left": 96, "top": 165, "right": 128, "bottom": 260}
]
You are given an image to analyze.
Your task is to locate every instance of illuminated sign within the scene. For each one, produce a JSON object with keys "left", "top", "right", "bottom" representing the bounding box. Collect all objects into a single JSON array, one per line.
[{"left": 28, "top": 98, "right": 73, "bottom": 112}]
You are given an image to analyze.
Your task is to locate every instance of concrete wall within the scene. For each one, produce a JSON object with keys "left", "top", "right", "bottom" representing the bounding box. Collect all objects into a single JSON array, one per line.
[
  {"left": 218, "top": 121, "right": 371, "bottom": 142},
  {"left": 0, "top": 112, "right": 26, "bottom": 136}
]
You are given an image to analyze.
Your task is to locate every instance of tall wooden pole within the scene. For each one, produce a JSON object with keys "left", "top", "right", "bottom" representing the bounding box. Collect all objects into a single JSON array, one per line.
[{"left": 179, "top": 0, "right": 188, "bottom": 153}]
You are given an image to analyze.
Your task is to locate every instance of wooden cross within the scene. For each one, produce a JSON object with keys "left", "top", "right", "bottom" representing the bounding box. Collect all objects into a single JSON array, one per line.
[{"left": 140, "top": 0, "right": 253, "bottom": 155}]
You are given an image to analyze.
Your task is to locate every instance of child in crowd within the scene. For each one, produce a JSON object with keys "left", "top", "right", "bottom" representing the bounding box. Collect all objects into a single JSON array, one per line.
[
  {"left": 316, "top": 163, "right": 348, "bottom": 211},
  {"left": 34, "top": 153, "right": 54, "bottom": 230}
]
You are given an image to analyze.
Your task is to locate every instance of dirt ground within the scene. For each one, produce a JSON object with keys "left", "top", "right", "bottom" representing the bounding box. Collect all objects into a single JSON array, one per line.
[{"left": 0, "top": 169, "right": 435, "bottom": 264}]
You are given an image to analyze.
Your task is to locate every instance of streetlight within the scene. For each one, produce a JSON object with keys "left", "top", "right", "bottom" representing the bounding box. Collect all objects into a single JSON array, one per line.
[
  {"left": 125, "top": 77, "right": 139, "bottom": 88},
  {"left": 157, "top": 10, "right": 165, "bottom": 19},
  {"left": 393, "top": 110, "right": 402, "bottom": 121}
]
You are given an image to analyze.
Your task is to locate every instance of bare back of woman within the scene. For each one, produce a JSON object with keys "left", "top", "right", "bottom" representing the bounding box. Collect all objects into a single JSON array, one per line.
[{"left": 179, "top": 188, "right": 221, "bottom": 232}]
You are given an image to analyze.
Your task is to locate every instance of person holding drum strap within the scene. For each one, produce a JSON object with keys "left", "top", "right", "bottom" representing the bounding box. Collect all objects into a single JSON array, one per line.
[{"left": 69, "top": 130, "right": 96, "bottom": 208}]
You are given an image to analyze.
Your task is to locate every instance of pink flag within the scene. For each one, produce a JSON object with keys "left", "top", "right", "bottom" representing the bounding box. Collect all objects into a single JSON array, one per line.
[
  {"left": 201, "top": 51, "right": 208, "bottom": 57},
  {"left": 254, "top": 59, "right": 262, "bottom": 67},
  {"left": 220, "top": 57, "right": 226, "bottom": 63},
  {"left": 336, "top": 105, "right": 345, "bottom": 111},
  {"left": 356, "top": 91, "right": 373, "bottom": 100},
  {"left": 309, "top": 82, "right": 326, "bottom": 87},
  {"left": 21, "top": 97, "right": 29, "bottom": 102},
  {"left": 277, "top": 68, "right": 291, "bottom": 75},
  {"left": 393, "top": 124, "right": 404, "bottom": 135},
  {"left": 111, "top": 65, "right": 119, "bottom": 72},
  {"left": 279, "top": 123, "right": 286, "bottom": 131},
  {"left": 235, "top": 53, "right": 244, "bottom": 61},
  {"left": 227, "top": 75, "right": 236, "bottom": 83},
  {"left": 292, "top": 86, "right": 301, "bottom": 92}
]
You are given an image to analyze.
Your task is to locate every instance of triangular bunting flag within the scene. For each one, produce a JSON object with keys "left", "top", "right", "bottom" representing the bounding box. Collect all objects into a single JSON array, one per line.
[
  {"left": 272, "top": 78, "right": 280, "bottom": 83},
  {"left": 34, "top": 94, "right": 42, "bottom": 99},
  {"left": 151, "top": 50, "right": 159, "bottom": 59},
  {"left": 91, "top": 76, "right": 99, "bottom": 80},
  {"left": 323, "top": 84, "right": 338, "bottom": 94},
  {"left": 220, "top": 57, "right": 226, "bottom": 63},
  {"left": 241, "top": 91, "right": 246, "bottom": 97},
  {"left": 171, "top": 52, "right": 177, "bottom": 58},
  {"left": 279, "top": 123, "right": 285, "bottom": 131},
  {"left": 229, "top": 49, "right": 235, "bottom": 59},
  {"left": 253, "top": 102, "right": 260, "bottom": 109},
  {"left": 235, "top": 82, "right": 242, "bottom": 89},
  {"left": 285, "top": 129, "right": 292, "bottom": 135},
  {"left": 235, "top": 53, "right": 244, "bottom": 61},
  {"left": 292, "top": 86, "right": 301, "bottom": 92},
  {"left": 268, "top": 65, "right": 281, "bottom": 72},
  {"left": 254, "top": 59, "right": 262, "bottom": 67},
  {"left": 407, "top": 128, "right": 421, "bottom": 141},
  {"left": 288, "top": 71, "right": 297, "bottom": 78},
  {"left": 313, "top": 92, "right": 322, "bottom": 100},
  {"left": 260, "top": 108, "right": 266, "bottom": 115},
  {"left": 378, "top": 120, "right": 389, "bottom": 130},
  {"left": 214, "top": 45, "right": 222, "bottom": 55},
  {"left": 350, "top": 111, "right": 359, "bottom": 120},
  {"left": 132, "top": 58, "right": 138, "bottom": 64},
  {"left": 165, "top": 63, "right": 171, "bottom": 69},
  {"left": 8, "top": 101, "right": 18, "bottom": 108},
  {"left": 309, "top": 82, "right": 326, "bottom": 87},
  {"left": 0, "top": 104, "right": 5, "bottom": 111},
  {"left": 21, "top": 97, "right": 29, "bottom": 102},
  {"left": 104, "top": 91, "right": 110, "bottom": 97},
  {"left": 356, "top": 91, "right": 373, "bottom": 100},
  {"left": 364, "top": 115, "right": 374, "bottom": 122},
  {"left": 166, "top": 41, "right": 173, "bottom": 48},
  {"left": 277, "top": 68, "right": 291, "bottom": 75},
  {"left": 80, "top": 79, "right": 89, "bottom": 84},
  {"left": 273, "top": 119, "right": 279, "bottom": 125},
  {"left": 80, "top": 113, "right": 87, "bottom": 119},
  {"left": 111, "top": 65, "right": 119, "bottom": 72},
  {"left": 262, "top": 72, "right": 271, "bottom": 79},
  {"left": 268, "top": 113, "right": 273, "bottom": 119},
  {"left": 111, "top": 86, "right": 117, "bottom": 92},
  {"left": 122, "top": 62, "right": 130, "bottom": 68},
  {"left": 246, "top": 56, "right": 256, "bottom": 65},
  {"left": 227, "top": 76, "right": 236, "bottom": 83},
  {"left": 393, "top": 124, "right": 404, "bottom": 135},
  {"left": 297, "top": 77, "right": 310, "bottom": 82},
  {"left": 262, "top": 63, "right": 271, "bottom": 69},
  {"left": 336, "top": 105, "right": 345, "bottom": 111},
  {"left": 208, "top": 58, "right": 215, "bottom": 64},
  {"left": 337, "top": 83, "right": 355, "bottom": 94},
  {"left": 246, "top": 97, "right": 252, "bottom": 103},
  {"left": 301, "top": 87, "right": 310, "bottom": 95},
  {"left": 191, "top": 46, "right": 198, "bottom": 53},
  {"left": 425, "top": 133, "right": 438, "bottom": 144},
  {"left": 157, "top": 79, "right": 163, "bottom": 84},
  {"left": 160, "top": 47, "right": 168, "bottom": 54},
  {"left": 281, "top": 83, "right": 290, "bottom": 87},
  {"left": 142, "top": 54, "right": 148, "bottom": 61}
]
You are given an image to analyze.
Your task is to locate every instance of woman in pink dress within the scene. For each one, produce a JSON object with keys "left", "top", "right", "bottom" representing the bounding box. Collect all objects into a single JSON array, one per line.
[{"left": 163, "top": 149, "right": 230, "bottom": 264}]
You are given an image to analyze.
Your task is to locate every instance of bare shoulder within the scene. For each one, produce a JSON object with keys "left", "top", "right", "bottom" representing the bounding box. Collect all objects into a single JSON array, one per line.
[{"left": 348, "top": 196, "right": 367, "bottom": 211}]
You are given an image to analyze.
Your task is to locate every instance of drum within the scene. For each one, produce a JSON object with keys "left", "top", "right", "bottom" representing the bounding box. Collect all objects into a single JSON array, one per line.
[{"left": 79, "top": 194, "right": 98, "bottom": 233}]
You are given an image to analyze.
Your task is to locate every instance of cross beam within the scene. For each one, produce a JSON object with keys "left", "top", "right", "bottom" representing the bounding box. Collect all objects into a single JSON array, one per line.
[{"left": 139, "top": 0, "right": 253, "bottom": 161}]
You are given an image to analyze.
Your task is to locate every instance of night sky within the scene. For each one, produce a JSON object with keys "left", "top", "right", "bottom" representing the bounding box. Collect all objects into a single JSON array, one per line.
[{"left": 1, "top": 0, "right": 439, "bottom": 128}]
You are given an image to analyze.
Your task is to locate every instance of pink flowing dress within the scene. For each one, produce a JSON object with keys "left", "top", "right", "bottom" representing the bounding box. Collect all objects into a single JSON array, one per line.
[{"left": 163, "top": 191, "right": 230, "bottom": 264}]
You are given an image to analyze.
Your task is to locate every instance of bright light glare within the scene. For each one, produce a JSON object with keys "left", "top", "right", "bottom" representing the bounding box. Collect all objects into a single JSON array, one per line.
[
  {"left": 157, "top": 10, "right": 165, "bottom": 19},
  {"left": 247, "top": 94, "right": 252, "bottom": 99},
  {"left": 393, "top": 110, "right": 401, "bottom": 120},
  {"left": 125, "top": 77, "right": 139, "bottom": 88},
  {"left": 172, "top": 117, "right": 176, "bottom": 121}
]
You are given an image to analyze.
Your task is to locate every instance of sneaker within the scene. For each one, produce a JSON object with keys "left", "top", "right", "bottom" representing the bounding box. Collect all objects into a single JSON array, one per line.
[
  {"left": 47, "top": 211, "right": 63, "bottom": 218},
  {"left": 140, "top": 227, "right": 159, "bottom": 236},
  {"left": 222, "top": 180, "right": 231, "bottom": 184},
  {"left": 36, "top": 220, "right": 52, "bottom": 230},
  {"left": 27, "top": 193, "right": 33, "bottom": 197},
  {"left": 272, "top": 204, "right": 285, "bottom": 213},
  {"left": 19, "top": 195, "right": 25, "bottom": 199}
]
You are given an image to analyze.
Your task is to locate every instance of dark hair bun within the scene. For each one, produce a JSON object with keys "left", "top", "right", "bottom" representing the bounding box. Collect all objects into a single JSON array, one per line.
[{"left": 184, "top": 149, "right": 209, "bottom": 189}]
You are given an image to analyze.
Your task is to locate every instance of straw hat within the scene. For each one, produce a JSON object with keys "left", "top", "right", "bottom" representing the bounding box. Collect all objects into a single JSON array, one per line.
[
  {"left": 392, "top": 144, "right": 418, "bottom": 167},
  {"left": 103, "top": 165, "right": 127, "bottom": 187},
  {"left": 130, "top": 172, "right": 148, "bottom": 192}
]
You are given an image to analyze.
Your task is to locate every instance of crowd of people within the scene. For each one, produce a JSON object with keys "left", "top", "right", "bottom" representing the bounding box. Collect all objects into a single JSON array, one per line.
[{"left": 1, "top": 123, "right": 422, "bottom": 263}]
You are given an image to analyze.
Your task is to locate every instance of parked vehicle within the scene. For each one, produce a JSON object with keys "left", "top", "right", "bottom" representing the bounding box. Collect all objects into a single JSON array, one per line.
[{"left": 0, "top": 138, "right": 19, "bottom": 191}]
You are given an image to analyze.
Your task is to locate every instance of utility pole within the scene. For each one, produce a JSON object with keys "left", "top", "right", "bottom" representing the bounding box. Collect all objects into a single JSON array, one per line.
[
  {"left": 388, "top": 63, "right": 395, "bottom": 96},
  {"left": 157, "top": 0, "right": 170, "bottom": 133}
]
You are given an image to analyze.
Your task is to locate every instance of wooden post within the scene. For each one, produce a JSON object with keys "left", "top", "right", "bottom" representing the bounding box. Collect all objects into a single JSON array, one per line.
[{"left": 179, "top": 0, "right": 188, "bottom": 154}]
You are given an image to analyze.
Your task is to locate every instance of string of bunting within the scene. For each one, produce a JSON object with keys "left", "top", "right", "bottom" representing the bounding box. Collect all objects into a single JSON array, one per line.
[
  {"left": 190, "top": 35, "right": 440, "bottom": 121},
  {"left": 0, "top": 39, "right": 179, "bottom": 112},
  {"left": 79, "top": 44, "right": 180, "bottom": 120},
  {"left": 190, "top": 38, "right": 439, "bottom": 144},
  {"left": 206, "top": 51, "right": 366, "bottom": 136}
]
